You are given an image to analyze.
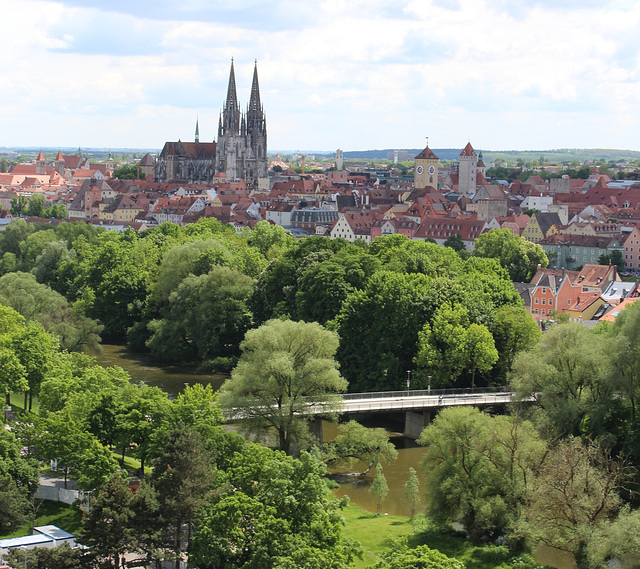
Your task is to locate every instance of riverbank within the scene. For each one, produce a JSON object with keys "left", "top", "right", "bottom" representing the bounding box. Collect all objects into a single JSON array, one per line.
[{"left": 341, "top": 505, "right": 547, "bottom": 569}]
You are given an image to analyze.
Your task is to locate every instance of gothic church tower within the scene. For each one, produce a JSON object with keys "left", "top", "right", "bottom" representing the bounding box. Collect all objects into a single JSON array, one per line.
[{"left": 216, "top": 59, "right": 268, "bottom": 181}]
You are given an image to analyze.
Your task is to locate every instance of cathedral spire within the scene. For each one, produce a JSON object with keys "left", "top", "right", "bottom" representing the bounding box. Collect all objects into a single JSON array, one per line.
[
  {"left": 195, "top": 117, "right": 200, "bottom": 144},
  {"left": 248, "top": 60, "right": 261, "bottom": 113},
  {"left": 226, "top": 58, "right": 238, "bottom": 111},
  {"left": 221, "top": 58, "right": 240, "bottom": 136}
]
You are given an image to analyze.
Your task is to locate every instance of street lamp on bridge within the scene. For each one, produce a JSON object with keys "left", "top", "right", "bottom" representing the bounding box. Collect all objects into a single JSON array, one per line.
[{"left": 406, "top": 370, "right": 411, "bottom": 391}]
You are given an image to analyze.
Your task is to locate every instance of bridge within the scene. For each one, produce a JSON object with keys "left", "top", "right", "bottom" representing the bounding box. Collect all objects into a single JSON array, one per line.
[
  {"left": 339, "top": 386, "right": 519, "bottom": 414},
  {"left": 225, "top": 387, "right": 529, "bottom": 440},
  {"left": 317, "top": 386, "right": 527, "bottom": 439}
]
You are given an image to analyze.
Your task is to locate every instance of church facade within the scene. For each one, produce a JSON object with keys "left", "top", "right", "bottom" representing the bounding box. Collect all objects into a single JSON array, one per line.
[{"left": 155, "top": 60, "right": 268, "bottom": 184}]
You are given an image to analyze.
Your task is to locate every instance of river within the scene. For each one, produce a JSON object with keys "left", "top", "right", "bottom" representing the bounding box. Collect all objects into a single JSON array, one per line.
[{"left": 94, "top": 344, "right": 584, "bottom": 569}]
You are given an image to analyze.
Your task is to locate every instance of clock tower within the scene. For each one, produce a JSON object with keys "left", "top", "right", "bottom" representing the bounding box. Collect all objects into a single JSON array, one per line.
[{"left": 414, "top": 140, "right": 439, "bottom": 189}]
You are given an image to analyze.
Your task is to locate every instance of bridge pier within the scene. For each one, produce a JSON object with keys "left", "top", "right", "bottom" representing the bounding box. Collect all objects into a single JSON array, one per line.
[
  {"left": 310, "top": 416, "right": 324, "bottom": 448},
  {"left": 404, "top": 411, "right": 431, "bottom": 440}
]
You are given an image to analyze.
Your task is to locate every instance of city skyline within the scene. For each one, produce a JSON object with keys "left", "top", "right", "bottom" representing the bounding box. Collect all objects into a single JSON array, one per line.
[{"left": 2, "top": 0, "right": 639, "bottom": 152}]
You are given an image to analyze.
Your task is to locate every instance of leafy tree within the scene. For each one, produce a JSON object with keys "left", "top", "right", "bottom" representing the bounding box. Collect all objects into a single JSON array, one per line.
[
  {"left": 443, "top": 232, "right": 466, "bottom": 252},
  {"left": 598, "top": 250, "right": 625, "bottom": 272},
  {"left": 32, "top": 240, "right": 76, "bottom": 286},
  {"left": 0, "top": 306, "right": 28, "bottom": 406},
  {"left": 418, "top": 407, "right": 546, "bottom": 543},
  {"left": 13, "top": 321, "right": 58, "bottom": 410},
  {"left": 149, "top": 422, "right": 218, "bottom": 569},
  {"left": 370, "top": 463, "right": 389, "bottom": 515},
  {"left": 0, "top": 272, "right": 102, "bottom": 352},
  {"left": 150, "top": 239, "right": 234, "bottom": 308},
  {"left": 80, "top": 233, "right": 161, "bottom": 338},
  {"left": 5, "top": 543, "right": 84, "bottom": 569},
  {"left": 0, "top": 427, "right": 39, "bottom": 532},
  {"left": 116, "top": 383, "right": 170, "bottom": 474},
  {"left": 510, "top": 321, "right": 609, "bottom": 438},
  {"left": 146, "top": 266, "right": 254, "bottom": 366},
  {"left": 404, "top": 467, "right": 420, "bottom": 520},
  {"left": 463, "top": 323, "right": 499, "bottom": 388},
  {"left": 490, "top": 305, "right": 541, "bottom": 383},
  {"left": 514, "top": 437, "right": 629, "bottom": 569},
  {"left": 246, "top": 220, "right": 294, "bottom": 258},
  {"left": 189, "top": 445, "right": 361, "bottom": 569},
  {"left": 36, "top": 411, "right": 92, "bottom": 488},
  {"left": 218, "top": 319, "right": 347, "bottom": 455},
  {"left": 323, "top": 420, "right": 398, "bottom": 474},
  {"left": 608, "top": 301, "right": 640, "bottom": 421},
  {"left": 74, "top": 438, "right": 120, "bottom": 491},
  {"left": 472, "top": 228, "right": 548, "bottom": 282},
  {"left": 80, "top": 472, "right": 137, "bottom": 569},
  {"left": 414, "top": 304, "right": 497, "bottom": 388},
  {"left": 26, "top": 194, "right": 46, "bottom": 217},
  {"left": 370, "top": 538, "right": 464, "bottom": 569},
  {"left": 335, "top": 271, "right": 438, "bottom": 391},
  {"left": 9, "top": 194, "right": 28, "bottom": 216},
  {"left": 113, "top": 164, "right": 142, "bottom": 179}
]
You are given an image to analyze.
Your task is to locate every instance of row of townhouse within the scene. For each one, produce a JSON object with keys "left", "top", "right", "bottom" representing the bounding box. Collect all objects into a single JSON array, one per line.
[{"left": 518, "top": 264, "right": 638, "bottom": 323}]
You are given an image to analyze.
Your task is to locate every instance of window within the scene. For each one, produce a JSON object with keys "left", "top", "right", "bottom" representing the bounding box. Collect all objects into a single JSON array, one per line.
[
  {"left": 533, "top": 309, "right": 538, "bottom": 314},
  {"left": 541, "top": 309, "right": 546, "bottom": 315},
  {"left": 542, "top": 287, "right": 546, "bottom": 294},
  {"left": 568, "top": 299, "right": 571, "bottom": 305},
  {"left": 542, "top": 298, "right": 546, "bottom": 305},
  {"left": 534, "top": 297, "right": 539, "bottom": 304}
]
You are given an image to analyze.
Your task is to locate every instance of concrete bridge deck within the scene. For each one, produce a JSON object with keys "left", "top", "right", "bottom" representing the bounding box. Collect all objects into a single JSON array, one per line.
[{"left": 339, "top": 387, "right": 519, "bottom": 414}]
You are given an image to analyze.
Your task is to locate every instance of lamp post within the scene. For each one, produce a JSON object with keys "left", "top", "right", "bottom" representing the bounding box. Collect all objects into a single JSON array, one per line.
[
  {"left": 406, "top": 370, "right": 411, "bottom": 391},
  {"left": 428, "top": 375, "right": 432, "bottom": 395}
]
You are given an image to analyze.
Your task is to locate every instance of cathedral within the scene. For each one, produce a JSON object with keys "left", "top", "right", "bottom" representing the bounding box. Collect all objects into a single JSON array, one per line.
[{"left": 154, "top": 60, "right": 268, "bottom": 183}]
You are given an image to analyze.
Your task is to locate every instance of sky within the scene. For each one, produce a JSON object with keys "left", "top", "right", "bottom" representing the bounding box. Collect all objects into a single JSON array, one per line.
[{"left": 1, "top": 0, "right": 640, "bottom": 153}]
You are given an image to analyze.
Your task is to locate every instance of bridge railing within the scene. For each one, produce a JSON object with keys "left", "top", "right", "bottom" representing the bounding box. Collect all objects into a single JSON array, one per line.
[{"left": 341, "top": 386, "right": 513, "bottom": 401}]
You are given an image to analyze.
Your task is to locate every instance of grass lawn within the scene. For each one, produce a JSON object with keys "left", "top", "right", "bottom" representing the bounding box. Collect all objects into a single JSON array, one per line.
[
  {"left": 341, "top": 504, "right": 548, "bottom": 569},
  {"left": 0, "top": 501, "right": 83, "bottom": 540}
]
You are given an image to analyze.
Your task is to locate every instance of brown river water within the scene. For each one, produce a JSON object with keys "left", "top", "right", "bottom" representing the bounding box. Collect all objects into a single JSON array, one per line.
[{"left": 95, "top": 344, "right": 623, "bottom": 569}]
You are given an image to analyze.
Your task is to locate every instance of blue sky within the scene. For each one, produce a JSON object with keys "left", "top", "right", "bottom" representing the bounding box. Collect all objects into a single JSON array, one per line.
[{"left": 1, "top": 0, "right": 640, "bottom": 152}]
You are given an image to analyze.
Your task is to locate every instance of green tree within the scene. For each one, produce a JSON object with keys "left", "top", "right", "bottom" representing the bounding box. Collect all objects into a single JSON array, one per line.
[
  {"left": 5, "top": 543, "right": 84, "bottom": 569},
  {"left": 149, "top": 422, "right": 217, "bottom": 569},
  {"left": 26, "top": 194, "right": 45, "bottom": 217},
  {"left": 324, "top": 420, "right": 398, "bottom": 474},
  {"left": 80, "top": 472, "right": 137, "bottom": 569},
  {"left": 443, "top": 232, "right": 466, "bottom": 252},
  {"left": 335, "top": 271, "right": 440, "bottom": 391},
  {"left": 418, "top": 407, "right": 546, "bottom": 543},
  {"left": 116, "top": 383, "right": 170, "bottom": 474},
  {"left": 246, "top": 220, "right": 294, "bottom": 258},
  {"left": 218, "top": 319, "right": 347, "bottom": 455},
  {"left": 189, "top": 445, "right": 361, "bottom": 569},
  {"left": 514, "top": 438, "right": 628, "bottom": 569},
  {"left": 463, "top": 323, "right": 499, "bottom": 388},
  {"left": 370, "top": 538, "right": 464, "bottom": 569},
  {"left": 9, "top": 194, "right": 28, "bottom": 217},
  {"left": 510, "top": 321, "right": 609, "bottom": 438},
  {"left": 113, "top": 164, "right": 142, "bottom": 179},
  {"left": 490, "top": 305, "right": 541, "bottom": 383},
  {"left": 404, "top": 467, "right": 420, "bottom": 520},
  {"left": 0, "top": 306, "right": 29, "bottom": 406},
  {"left": 472, "top": 228, "right": 548, "bottom": 282},
  {"left": 146, "top": 266, "right": 254, "bottom": 367},
  {"left": 598, "top": 250, "right": 624, "bottom": 272},
  {"left": 369, "top": 463, "right": 389, "bottom": 515},
  {"left": 0, "top": 271, "right": 102, "bottom": 353}
]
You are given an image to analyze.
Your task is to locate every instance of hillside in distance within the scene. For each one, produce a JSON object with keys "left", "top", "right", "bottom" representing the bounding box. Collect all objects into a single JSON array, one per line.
[{"left": 343, "top": 148, "right": 640, "bottom": 163}]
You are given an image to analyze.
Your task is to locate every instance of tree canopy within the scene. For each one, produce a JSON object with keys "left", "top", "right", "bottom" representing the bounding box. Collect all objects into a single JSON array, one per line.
[{"left": 218, "top": 319, "right": 347, "bottom": 454}]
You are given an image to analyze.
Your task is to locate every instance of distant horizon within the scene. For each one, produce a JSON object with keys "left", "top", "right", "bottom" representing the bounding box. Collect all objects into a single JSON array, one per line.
[{"left": 3, "top": 146, "right": 640, "bottom": 157}]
